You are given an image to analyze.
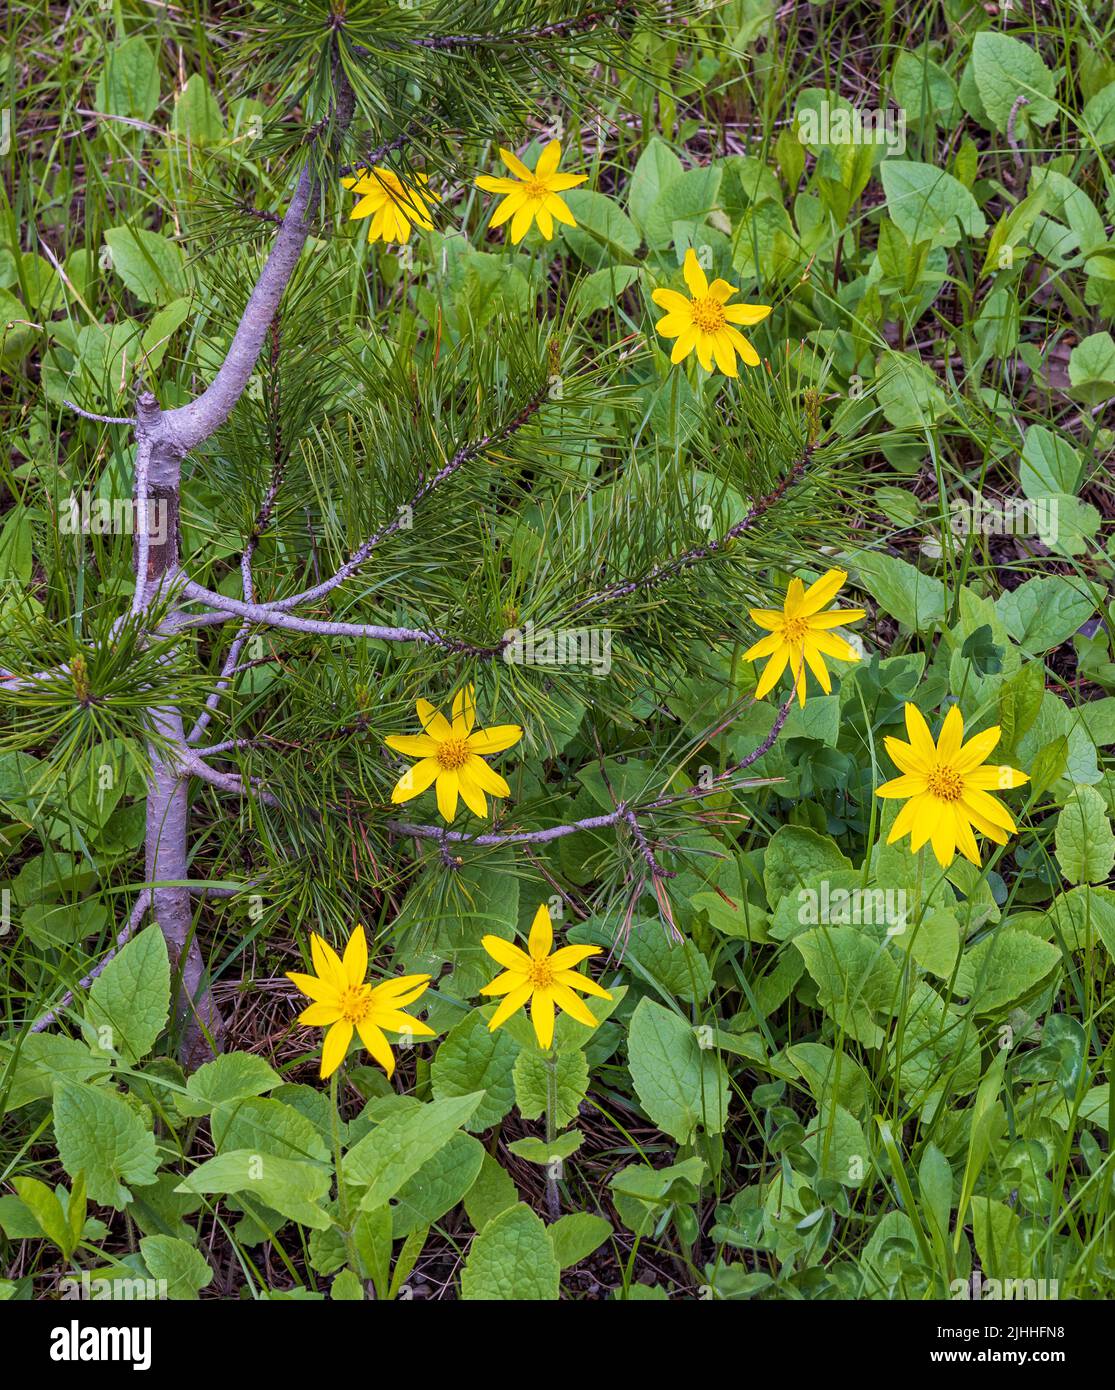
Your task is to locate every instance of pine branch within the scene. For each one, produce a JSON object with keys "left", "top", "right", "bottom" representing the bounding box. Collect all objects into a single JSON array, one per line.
[{"left": 570, "top": 445, "right": 814, "bottom": 613}]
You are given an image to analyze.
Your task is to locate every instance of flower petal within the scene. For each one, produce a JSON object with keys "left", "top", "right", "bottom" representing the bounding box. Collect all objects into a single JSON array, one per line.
[
  {"left": 753, "top": 644, "right": 790, "bottom": 700},
  {"left": 535, "top": 139, "right": 562, "bottom": 177},
  {"left": 683, "top": 247, "right": 708, "bottom": 297},
  {"left": 528, "top": 902, "right": 553, "bottom": 959},
  {"left": 435, "top": 769, "right": 459, "bottom": 823},
  {"left": 547, "top": 944, "right": 602, "bottom": 971},
  {"left": 467, "top": 724, "right": 523, "bottom": 755},
  {"left": 723, "top": 302, "right": 772, "bottom": 327},
  {"left": 555, "top": 969, "right": 612, "bottom": 1000},
  {"left": 286, "top": 970, "right": 337, "bottom": 1004},
  {"left": 310, "top": 933, "right": 346, "bottom": 989},
  {"left": 456, "top": 762, "right": 488, "bottom": 819},
  {"left": 797, "top": 569, "right": 847, "bottom": 616},
  {"left": 298, "top": 1001, "right": 341, "bottom": 1027},
  {"left": 903, "top": 704, "right": 938, "bottom": 763},
  {"left": 482, "top": 934, "right": 532, "bottom": 971},
  {"left": 954, "top": 726, "right": 1002, "bottom": 773},
  {"left": 466, "top": 755, "right": 511, "bottom": 798},
  {"left": 355, "top": 1020, "right": 395, "bottom": 1077},
  {"left": 320, "top": 1020, "right": 353, "bottom": 1078},
  {"left": 937, "top": 704, "right": 965, "bottom": 763},
  {"left": 452, "top": 684, "right": 476, "bottom": 736},
  {"left": 551, "top": 983, "right": 597, "bottom": 1028},
  {"left": 384, "top": 733, "right": 440, "bottom": 757},
  {"left": 488, "top": 980, "right": 534, "bottom": 1031},
  {"left": 342, "top": 925, "right": 367, "bottom": 985},
  {"left": 416, "top": 699, "right": 452, "bottom": 740},
  {"left": 391, "top": 756, "right": 441, "bottom": 803},
  {"left": 498, "top": 146, "right": 533, "bottom": 181},
  {"left": 530, "top": 989, "right": 555, "bottom": 1049}
]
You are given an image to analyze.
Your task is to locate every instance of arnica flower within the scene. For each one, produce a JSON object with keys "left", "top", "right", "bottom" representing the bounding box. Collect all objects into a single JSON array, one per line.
[
  {"left": 286, "top": 925, "right": 433, "bottom": 1079},
  {"left": 385, "top": 684, "right": 522, "bottom": 823},
  {"left": 341, "top": 167, "right": 435, "bottom": 244},
  {"left": 474, "top": 141, "right": 587, "bottom": 244},
  {"left": 876, "top": 704, "right": 1029, "bottom": 869},
  {"left": 744, "top": 569, "right": 865, "bottom": 707},
  {"left": 652, "top": 248, "right": 771, "bottom": 377},
  {"left": 480, "top": 903, "right": 612, "bottom": 1050}
]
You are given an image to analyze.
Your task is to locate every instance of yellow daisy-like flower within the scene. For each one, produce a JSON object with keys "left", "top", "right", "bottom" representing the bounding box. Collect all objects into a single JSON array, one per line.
[
  {"left": 341, "top": 166, "right": 435, "bottom": 244},
  {"left": 652, "top": 248, "right": 771, "bottom": 377},
  {"left": 744, "top": 568, "right": 865, "bottom": 707},
  {"left": 286, "top": 925, "right": 434, "bottom": 1079},
  {"left": 876, "top": 704, "right": 1029, "bottom": 869},
  {"left": 474, "top": 140, "right": 587, "bottom": 244},
  {"left": 385, "top": 684, "right": 522, "bottom": 823},
  {"left": 479, "top": 903, "right": 612, "bottom": 1050}
]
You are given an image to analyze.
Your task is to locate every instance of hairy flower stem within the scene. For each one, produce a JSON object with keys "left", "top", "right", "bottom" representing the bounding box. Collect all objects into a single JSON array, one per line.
[
  {"left": 329, "top": 1070, "right": 362, "bottom": 1281},
  {"left": 544, "top": 1047, "right": 561, "bottom": 1221}
]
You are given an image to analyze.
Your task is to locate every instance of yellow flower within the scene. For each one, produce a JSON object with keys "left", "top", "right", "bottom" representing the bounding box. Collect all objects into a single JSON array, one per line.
[
  {"left": 652, "top": 248, "right": 771, "bottom": 377},
  {"left": 341, "top": 166, "right": 435, "bottom": 244},
  {"left": 744, "top": 568, "right": 865, "bottom": 707},
  {"left": 385, "top": 684, "right": 522, "bottom": 823},
  {"left": 286, "top": 925, "right": 433, "bottom": 1079},
  {"left": 479, "top": 903, "right": 612, "bottom": 1050},
  {"left": 876, "top": 704, "right": 1029, "bottom": 869},
  {"left": 475, "top": 141, "right": 587, "bottom": 244}
]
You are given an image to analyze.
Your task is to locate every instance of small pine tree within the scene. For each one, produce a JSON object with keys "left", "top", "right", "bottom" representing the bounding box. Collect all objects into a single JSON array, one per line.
[{"left": 5, "top": 2, "right": 875, "bottom": 1065}]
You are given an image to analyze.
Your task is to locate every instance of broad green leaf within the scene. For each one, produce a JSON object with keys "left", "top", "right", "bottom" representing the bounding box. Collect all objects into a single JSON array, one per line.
[
  {"left": 0, "top": 1035, "right": 108, "bottom": 1110},
  {"left": 626, "top": 998, "right": 729, "bottom": 1142},
  {"left": 463, "top": 1152, "right": 519, "bottom": 1232},
  {"left": 12, "top": 1178, "right": 74, "bottom": 1256},
  {"left": 955, "top": 930, "right": 1061, "bottom": 1013},
  {"left": 430, "top": 1007, "right": 518, "bottom": 1130},
  {"left": 53, "top": 1081, "right": 159, "bottom": 1209},
  {"left": 763, "top": 824, "right": 852, "bottom": 907},
  {"left": 880, "top": 160, "right": 986, "bottom": 247},
  {"left": 390, "top": 1131, "right": 484, "bottom": 1238},
  {"left": 171, "top": 73, "right": 225, "bottom": 144},
  {"left": 176, "top": 1051, "right": 282, "bottom": 1117},
  {"left": 506, "top": 1131, "right": 583, "bottom": 1164},
  {"left": 343, "top": 1093, "right": 482, "bottom": 1210},
  {"left": 139, "top": 1234, "right": 214, "bottom": 1300},
  {"left": 95, "top": 36, "right": 159, "bottom": 120},
  {"left": 560, "top": 191, "right": 639, "bottom": 268},
  {"left": 971, "top": 32, "right": 1058, "bottom": 132},
  {"left": 104, "top": 227, "right": 186, "bottom": 306},
  {"left": 846, "top": 548, "right": 946, "bottom": 632},
  {"left": 642, "top": 165, "right": 722, "bottom": 250},
  {"left": 548, "top": 1212, "right": 611, "bottom": 1269},
  {"left": 512, "top": 1046, "right": 589, "bottom": 1129},
  {"left": 995, "top": 576, "right": 1094, "bottom": 655},
  {"left": 794, "top": 927, "right": 899, "bottom": 1048},
  {"left": 83, "top": 924, "right": 169, "bottom": 1064},
  {"left": 175, "top": 1150, "right": 331, "bottom": 1230},
  {"left": 1019, "top": 425, "right": 1082, "bottom": 498},
  {"left": 212, "top": 1096, "right": 330, "bottom": 1166},
  {"left": 1055, "top": 785, "right": 1115, "bottom": 886},
  {"left": 460, "top": 1202, "right": 559, "bottom": 1300},
  {"left": 1068, "top": 331, "right": 1115, "bottom": 405},
  {"left": 627, "top": 137, "right": 685, "bottom": 234}
]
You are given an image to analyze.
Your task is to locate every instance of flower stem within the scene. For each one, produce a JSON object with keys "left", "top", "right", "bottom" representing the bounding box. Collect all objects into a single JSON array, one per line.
[
  {"left": 329, "top": 1070, "right": 361, "bottom": 1278},
  {"left": 544, "top": 1047, "right": 561, "bottom": 1221}
]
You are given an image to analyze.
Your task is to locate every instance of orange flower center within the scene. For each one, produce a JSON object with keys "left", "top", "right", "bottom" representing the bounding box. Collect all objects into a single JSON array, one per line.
[
  {"left": 526, "top": 958, "right": 554, "bottom": 989},
  {"left": 524, "top": 178, "right": 550, "bottom": 201},
  {"left": 436, "top": 736, "right": 471, "bottom": 771},
  {"left": 927, "top": 764, "right": 964, "bottom": 802},
  {"left": 690, "top": 294, "right": 726, "bottom": 334},
  {"left": 781, "top": 615, "right": 809, "bottom": 642},
  {"left": 338, "top": 984, "right": 372, "bottom": 1026}
]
